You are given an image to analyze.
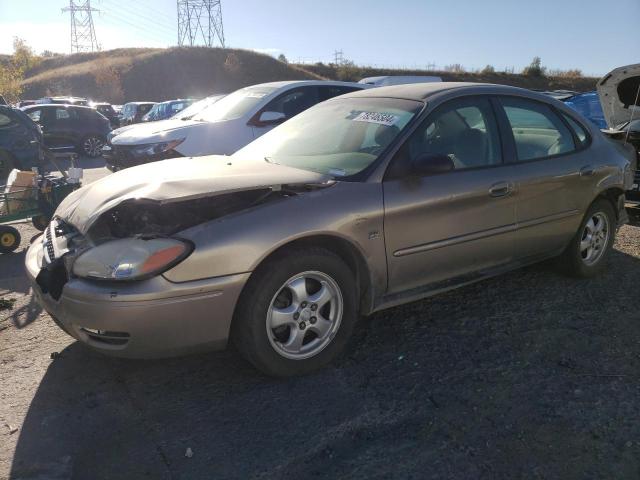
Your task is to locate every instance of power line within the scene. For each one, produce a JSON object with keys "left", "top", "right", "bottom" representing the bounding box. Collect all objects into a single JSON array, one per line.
[
  {"left": 62, "top": 0, "right": 100, "bottom": 53},
  {"left": 177, "top": 0, "right": 225, "bottom": 48},
  {"left": 99, "top": 0, "right": 176, "bottom": 32}
]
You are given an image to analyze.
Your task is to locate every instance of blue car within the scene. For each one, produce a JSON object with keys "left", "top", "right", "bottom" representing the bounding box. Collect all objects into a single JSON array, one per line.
[
  {"left": 562, "top": 92, "right": 607, "bottom": 130},
  {"left": 0, "top": 105, "right": 43, "bottom": 182}
]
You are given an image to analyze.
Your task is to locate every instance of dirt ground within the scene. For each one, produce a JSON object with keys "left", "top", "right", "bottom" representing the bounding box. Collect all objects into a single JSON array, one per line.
[{"left": 1, "top": 190, "right": 640, "bottom": 479}]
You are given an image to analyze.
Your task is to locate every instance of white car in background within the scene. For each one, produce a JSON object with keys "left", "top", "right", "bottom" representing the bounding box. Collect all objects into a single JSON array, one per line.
[
  {"left": 359, "top": 75, "right": 442, "bottom": 87},
  {"left": 102, "top": 81, "right": 367, "bottom": 170}
]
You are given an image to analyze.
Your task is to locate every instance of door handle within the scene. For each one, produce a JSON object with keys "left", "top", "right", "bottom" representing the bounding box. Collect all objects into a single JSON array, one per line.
[
  {"left": 580, "top": 165, "right": 595, "bottom": 177},
  {"left": 489, "top": 181, "right": 512, "bottom": 198}
]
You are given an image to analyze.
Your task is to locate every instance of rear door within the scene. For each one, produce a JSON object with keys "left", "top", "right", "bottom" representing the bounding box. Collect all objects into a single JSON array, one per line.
[
  {"left": 46, "top": 106, "right": 80, "bottom": 151},
  {"left": 495, "top": 96, "right": 593, "bottom": 259},
  {"left": 383, "top": 96, "right": 517, "bottom": 294}
]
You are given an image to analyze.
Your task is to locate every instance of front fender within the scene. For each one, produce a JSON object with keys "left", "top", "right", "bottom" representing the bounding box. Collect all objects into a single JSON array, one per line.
[{"left": 162, "top": 182, "right": 387, "bottom": 296}]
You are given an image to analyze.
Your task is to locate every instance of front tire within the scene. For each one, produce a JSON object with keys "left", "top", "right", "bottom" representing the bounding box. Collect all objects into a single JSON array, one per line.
[
  {"left": 559, "top": 199, "right": 616, "bottom": 277},
  {"left": 232, "top": 248, "right": 357, "bottom": 377}
]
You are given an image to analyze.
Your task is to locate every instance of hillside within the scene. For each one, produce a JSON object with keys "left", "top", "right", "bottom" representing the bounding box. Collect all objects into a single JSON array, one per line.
[
  {"left": 18, "top": 47, "right": 600, "bottom": 103},
  {"left": 20, "top": 47, "right": 322, "bottom": 102}
]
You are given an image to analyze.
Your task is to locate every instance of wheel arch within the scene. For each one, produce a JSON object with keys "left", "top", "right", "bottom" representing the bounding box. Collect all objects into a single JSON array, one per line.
[
  {"left": 595, "top": 186, "right": 626, "bottom": 222},
  {"left": 241, "top": 234, "right": 376, "bottom": 316}
]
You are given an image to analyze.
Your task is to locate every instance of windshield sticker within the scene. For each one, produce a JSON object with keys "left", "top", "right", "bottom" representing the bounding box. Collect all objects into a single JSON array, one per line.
[
  {"left": 352, "top": 111, "right": 399, "bottom": 126},
  {"left": 329, "top": 168, "right": 347, "bottom": 177}
]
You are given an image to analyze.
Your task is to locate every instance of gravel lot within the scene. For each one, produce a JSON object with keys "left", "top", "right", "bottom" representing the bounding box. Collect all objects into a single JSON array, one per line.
[{"left": 1, "top": 159, "right": 640, "bottom": 479}]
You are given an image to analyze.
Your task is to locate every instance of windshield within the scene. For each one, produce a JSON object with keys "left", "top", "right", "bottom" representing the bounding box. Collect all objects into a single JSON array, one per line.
[
  {"left": 174, "top": 95, "right": 223, "bottom": 119},
  {"left": 234, "top": 97, "right": 422, "bottom": 177},
  {"left": 194, "top": 86, "right": 276, "bottom": 122}
]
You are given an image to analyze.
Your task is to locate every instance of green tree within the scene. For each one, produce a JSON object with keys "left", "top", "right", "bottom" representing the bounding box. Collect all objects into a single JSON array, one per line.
[
  {"left": 0, "top": 38, "right": 40, "bottom": 104},
  {"left": 277, "top": 54, "right": 288, "bottom": 63},
  {"left": 12, "top": 37, "right": 39, "bottom": 72}
]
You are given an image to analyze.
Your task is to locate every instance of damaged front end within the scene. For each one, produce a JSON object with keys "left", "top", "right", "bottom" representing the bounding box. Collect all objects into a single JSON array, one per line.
[{"left": 34, "top": 181, "right": 333, "bottom": 297}]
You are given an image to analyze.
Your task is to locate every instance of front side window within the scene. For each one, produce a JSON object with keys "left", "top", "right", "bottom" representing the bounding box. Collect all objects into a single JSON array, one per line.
[
  {"left": 235, "top": 97, "right": 421, "bottom": 177},
  {"left": 393, "top": 96, "right": 502, "bottom": 173},
  {"left": 262, "top": 87, "right": 317, "bottom": 120},
  {"left": 500, "top": 97, "right": 575, "bottom": 161}
]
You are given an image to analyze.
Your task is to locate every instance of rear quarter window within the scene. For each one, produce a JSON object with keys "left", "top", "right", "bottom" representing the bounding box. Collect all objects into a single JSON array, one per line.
[{"left": 561, "top": 112, "right": 589, "bottom": 147}]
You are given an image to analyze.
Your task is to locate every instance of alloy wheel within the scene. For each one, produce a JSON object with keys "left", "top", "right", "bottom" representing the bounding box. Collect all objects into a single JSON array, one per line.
[
  {"left": 83, "top": 136, "right": 104, "bottom": 157},
  {"left": 579, "top": 212, "right": 610, "bottom": 266},
  {"left": 266, "top": 271, "right": 343, "bottom": 360}
]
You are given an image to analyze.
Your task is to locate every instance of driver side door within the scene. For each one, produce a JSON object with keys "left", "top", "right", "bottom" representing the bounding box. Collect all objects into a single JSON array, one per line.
[{"left": 383, "top": 96, "right": 517, "bottom": 295}]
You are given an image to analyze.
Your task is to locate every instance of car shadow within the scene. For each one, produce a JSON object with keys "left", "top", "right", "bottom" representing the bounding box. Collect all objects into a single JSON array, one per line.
[
  {"left": 0, "top": 250, "right": 29, "bottom": 295},
  {"left": 9, "top": 247, "right": 640, "bottom": 479}
]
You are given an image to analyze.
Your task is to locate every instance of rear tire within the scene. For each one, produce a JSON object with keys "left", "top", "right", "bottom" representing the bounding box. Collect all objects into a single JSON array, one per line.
[
  {"left": 80, "top": 135, "right": 104, "bottom": 158},
  {"left": 558, "top": 199, "right": 615, "bottom": 277},
  {"left": 232, "top": 248, "right": 357, "bottom": 377},
  {"left": 0, "top": 225, "right": 21, "bottom": 253}
]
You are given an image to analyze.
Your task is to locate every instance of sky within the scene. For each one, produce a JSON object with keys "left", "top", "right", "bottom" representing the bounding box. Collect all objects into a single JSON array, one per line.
[{"left": 0, "top": 0, "right": 638, "bottom": 76}]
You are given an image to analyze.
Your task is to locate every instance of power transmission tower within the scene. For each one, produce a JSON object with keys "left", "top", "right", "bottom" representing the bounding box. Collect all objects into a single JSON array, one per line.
[
  {"left": 62, "top": 1, "right": 100, "bottom": 53},
  {"left": 333, "top": 49, "right": 344, "bottom": 65},
  {"left": 177, "top": 0, "right": 225, "bottom": 48}
]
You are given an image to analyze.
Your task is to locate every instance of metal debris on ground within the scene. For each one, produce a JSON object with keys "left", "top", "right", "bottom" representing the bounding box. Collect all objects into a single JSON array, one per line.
[{"left": 0, "top": 298, "right": 16, "bottom": 311}]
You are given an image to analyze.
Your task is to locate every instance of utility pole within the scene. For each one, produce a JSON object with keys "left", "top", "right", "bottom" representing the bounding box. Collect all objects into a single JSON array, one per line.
[
  {"left": 333, "top": 49, "right": 344, "bottom": 66},
  {"left": 177, "top": 0, "right": 225, "bottom": 48},
  {"left": 62, "top": 0, "right": 100, "bottom": 53}
]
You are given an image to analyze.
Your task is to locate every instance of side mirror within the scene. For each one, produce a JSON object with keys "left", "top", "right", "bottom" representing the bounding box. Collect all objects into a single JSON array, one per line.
[
  {"left": 411, "top": 153, "right": 454, "bottom": 176},
  {"left": 258, "top": 111, "right": 286, "bottom": 124}
]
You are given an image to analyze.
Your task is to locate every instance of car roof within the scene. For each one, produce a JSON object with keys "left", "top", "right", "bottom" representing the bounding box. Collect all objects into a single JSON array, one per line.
[
  {"left": 247, "top": 80, "right": 367, "bottom": 90},
  {"left": 24, "top": 104, "right": 95, "bottom": 110},
  {"left": 125, "top": 101, "right": 156, "bottom": 105},
  {"left": 341, "top": 81, "right": 547, "bottom": 101}
]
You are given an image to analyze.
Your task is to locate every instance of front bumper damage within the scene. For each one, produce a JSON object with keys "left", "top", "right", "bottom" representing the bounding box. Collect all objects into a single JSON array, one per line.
[{"left": 26, "top": 232, "right": 249, "bottom": 358}]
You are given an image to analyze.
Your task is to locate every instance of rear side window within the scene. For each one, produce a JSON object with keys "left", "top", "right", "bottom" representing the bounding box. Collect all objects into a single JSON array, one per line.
[
  {"left": 500, "top": 97, "right": 575, "bottom": 161},
  {"left": 561, "top": 112, "right": 589, "bottom": 147},
  {"left": 55, "top": 107, "right": 79, "bottom": 120}
]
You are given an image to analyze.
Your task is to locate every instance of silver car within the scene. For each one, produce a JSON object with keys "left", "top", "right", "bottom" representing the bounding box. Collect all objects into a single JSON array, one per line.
[{"left": 26, "top": 83, "right": 636, "bottom": 376}]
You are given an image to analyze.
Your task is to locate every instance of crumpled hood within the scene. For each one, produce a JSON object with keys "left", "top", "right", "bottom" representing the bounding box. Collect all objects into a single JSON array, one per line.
[
  {"left": 597, "top": 64, "right": 640, "bottom": 128},
  {"left": 111, "top": 119, "right": 206, "bottom": 145},
  {"left": 56, "top": 156, "right": 330, "bottom": 235}
]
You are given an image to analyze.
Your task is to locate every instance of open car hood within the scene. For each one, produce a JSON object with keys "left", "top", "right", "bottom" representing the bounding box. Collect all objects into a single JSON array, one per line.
[
  {"left": 55, "top": 156, "right": 330, "bottom": 235},
  {"left": 597, "top": 63, "right": 640, "bottom": 128}
]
